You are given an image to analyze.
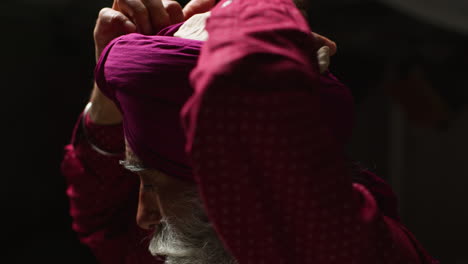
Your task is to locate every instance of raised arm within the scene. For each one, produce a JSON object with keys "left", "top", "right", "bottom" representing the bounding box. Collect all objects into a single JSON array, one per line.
[
  {"left": 61, "top": 2, "right": 182, "bottom": 263},
  {"left": 182, "top": 0, "right": 428, "bottom": 263}
]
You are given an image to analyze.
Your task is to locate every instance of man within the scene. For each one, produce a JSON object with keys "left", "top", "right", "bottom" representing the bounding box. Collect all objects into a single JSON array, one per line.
[{"left": 62, "top": 0, "right": 439, "bottom": 263}]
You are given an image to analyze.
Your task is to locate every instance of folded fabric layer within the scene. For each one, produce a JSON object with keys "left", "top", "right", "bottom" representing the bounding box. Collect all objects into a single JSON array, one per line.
[{"left": 95, "top": 23, "right": 354, "bottom": 182}]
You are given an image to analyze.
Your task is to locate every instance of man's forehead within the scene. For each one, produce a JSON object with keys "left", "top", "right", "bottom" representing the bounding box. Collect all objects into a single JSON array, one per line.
[{"left": 122, "top": 142, "right": 191, "bottom": 183}]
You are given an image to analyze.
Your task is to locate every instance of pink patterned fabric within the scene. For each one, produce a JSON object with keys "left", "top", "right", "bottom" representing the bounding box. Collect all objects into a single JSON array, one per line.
[
  {"left": 181, "top": 0, "right": 439, "bottom": 263},
  {"left": 61, "top": 1, "right": 439, "bottom": 263}
]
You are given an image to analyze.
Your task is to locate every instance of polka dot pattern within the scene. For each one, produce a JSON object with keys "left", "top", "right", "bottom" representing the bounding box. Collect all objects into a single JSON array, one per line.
[
  {"left": 183, "top": 0, "right": 438, "bottom": 263},
  {"left": 187, "top": 87, "right": 417, "bottom": 263}
]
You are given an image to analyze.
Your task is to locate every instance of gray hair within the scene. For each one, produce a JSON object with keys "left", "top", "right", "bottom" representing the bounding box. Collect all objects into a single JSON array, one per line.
[{"left": 149, "top": 191, "right": 237, "bottom": 264}]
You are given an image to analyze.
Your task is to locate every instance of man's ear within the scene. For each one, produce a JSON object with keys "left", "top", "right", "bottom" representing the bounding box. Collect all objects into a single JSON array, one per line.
[{"left": 182, "top": 0, "right": 216, "bottom": 20}]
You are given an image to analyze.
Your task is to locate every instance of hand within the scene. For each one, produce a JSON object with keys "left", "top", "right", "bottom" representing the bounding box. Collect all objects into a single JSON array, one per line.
[
  {"left": 312, "top": 32, "right": 337, "bottom": 73},
  {"left": 90, "top": 0, "right": 185, "bottom": 125},
  {"left": 92, "top": 7, "right": 139, "bottom": 125},
  {"left": 112, "top": 0, "right": 184, "bottom": 35},
  {"left": 312, "top": 32, "right": 337, "bottom": 56},
  {"left": 94, "top": 7, "right": 137, "bottom": 61}
]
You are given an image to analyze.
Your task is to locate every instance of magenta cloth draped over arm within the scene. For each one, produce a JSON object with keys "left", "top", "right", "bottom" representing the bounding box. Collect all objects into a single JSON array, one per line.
[{"left": 181, "top": 0, "right": 439, "bottom": 263}]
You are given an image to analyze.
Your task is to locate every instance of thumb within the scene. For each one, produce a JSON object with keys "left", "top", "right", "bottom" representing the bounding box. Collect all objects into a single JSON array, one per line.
[{"left": 182, "top": 0, "right": 216, "bottom": 20}]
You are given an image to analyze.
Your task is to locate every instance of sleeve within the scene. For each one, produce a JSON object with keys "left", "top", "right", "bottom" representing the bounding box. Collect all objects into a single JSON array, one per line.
[
  {"left": 61, "top": 112, "right": 161, "bottom": 264},
  {"left": 181, "top": 0, "right": 435, "bottom": 263}
]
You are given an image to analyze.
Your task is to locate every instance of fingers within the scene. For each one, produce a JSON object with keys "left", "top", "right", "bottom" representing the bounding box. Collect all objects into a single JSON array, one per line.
[
  {"left": 312, "top": 32, "right": 337, "bottom": 56},
  {"left": 94, "top": 8, "right": 137, "bottom": 60},
  {"left": 141, "top": 0, "right": 174, "bottom": 32},
  {"left": 113, "top": 0, "right": 155, "bottom": 35},
  {"left": 317, "top": 46, "right": 331, "bottom": 74},
  {"left": 162, "top": 0, "right": 184, "bottom": 25},
  {"left": 113, "top": 0, "right": 182, "bottom": 35},
  {"left": 182, "top": 0, "right": 215, "bottom": 20},
  {"left": 96, "top": 7, "right": 137, "bottom": 35}
]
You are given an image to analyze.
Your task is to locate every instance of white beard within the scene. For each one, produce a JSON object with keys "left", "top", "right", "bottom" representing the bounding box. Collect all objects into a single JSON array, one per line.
[{"left": 149, "top": 193, "right": 237, "bottom": 264}]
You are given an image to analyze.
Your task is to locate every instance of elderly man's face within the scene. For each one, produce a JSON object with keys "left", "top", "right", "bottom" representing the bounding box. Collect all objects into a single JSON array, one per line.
[{"left": 121, "top": 148, "right": 236, "bottom": 264}]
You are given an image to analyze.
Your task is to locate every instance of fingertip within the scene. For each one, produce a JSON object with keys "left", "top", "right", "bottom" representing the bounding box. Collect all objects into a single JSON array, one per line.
[
  {"left": 164, "top": 0, "right": 184, "bottom": 24},
  {"left": 182, "top": 8, "right": 194, "bottom": 21},
  {"left": 182, "top": 0, "right": 215, "bottom": 20}
]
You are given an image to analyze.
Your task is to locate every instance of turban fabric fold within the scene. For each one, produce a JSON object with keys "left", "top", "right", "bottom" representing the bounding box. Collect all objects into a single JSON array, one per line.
[
  {"left": 95, "top": 23, "right": 355, "bottom": 181},
  {"left": 95, "top": 23, "right": 203, "bottom": 179}
]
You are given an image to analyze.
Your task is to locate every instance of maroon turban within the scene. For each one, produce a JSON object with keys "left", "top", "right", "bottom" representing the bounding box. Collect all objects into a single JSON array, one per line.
[
  {"left": 95, "top": 23, "right": 202, "bottom": 180},
  {"left": 95, "top": 23, "right": 354, "bottom": 182}
]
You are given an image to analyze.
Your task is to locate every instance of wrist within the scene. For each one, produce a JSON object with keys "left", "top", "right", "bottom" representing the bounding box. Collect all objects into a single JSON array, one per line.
[
  {"left": 89, "top": 83, "right": 123, "bottom": 125},
  {"left": 80, "top": 102, "right": 125, "bottom": 156}
]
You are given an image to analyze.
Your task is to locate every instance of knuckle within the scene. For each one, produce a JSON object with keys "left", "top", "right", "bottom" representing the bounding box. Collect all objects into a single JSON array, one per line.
[
  {"left": 98, "top": 7, "right": 110, "bottom": 17},
  {"left": 109, "top": 12, "right": 122, "bottom": 23},
  {"left": 104, "top": 11, "right": 125, "bottom": 26},
  {"left": 97, "top": 8, "right": 110, "bottom": 23}
]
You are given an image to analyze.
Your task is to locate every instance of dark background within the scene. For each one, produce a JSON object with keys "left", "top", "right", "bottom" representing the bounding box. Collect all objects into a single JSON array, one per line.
[{"left": 3, "top": 0, "right": 467, "bottom": 263}]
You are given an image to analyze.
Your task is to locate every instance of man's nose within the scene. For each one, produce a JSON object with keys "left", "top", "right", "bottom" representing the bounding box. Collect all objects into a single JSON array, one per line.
[{"left": 136, "top": 186, "right": 162, "bottom": 230}]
